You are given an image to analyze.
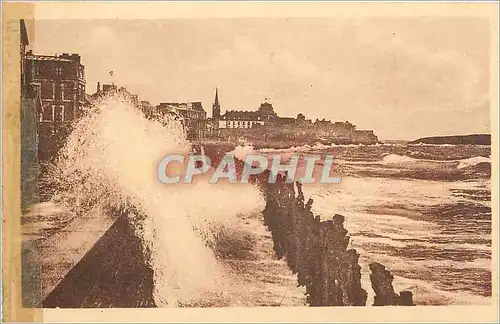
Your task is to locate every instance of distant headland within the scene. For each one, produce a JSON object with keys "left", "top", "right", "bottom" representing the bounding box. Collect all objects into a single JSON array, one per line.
[{"left": 408, "top": 134, "right": 491, "bottom": 145}]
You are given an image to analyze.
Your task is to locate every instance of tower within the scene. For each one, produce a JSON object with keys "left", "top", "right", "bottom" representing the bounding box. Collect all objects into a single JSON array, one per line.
[{"left": 212, "top": 88, "right": 221, "bottom": 119}]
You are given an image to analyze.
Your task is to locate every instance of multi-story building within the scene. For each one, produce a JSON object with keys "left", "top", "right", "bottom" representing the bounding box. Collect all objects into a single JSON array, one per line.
[
  {"left": 156, "top": 102, "right": 207, "bottom": 121},
  {"left": 154, "top": 101, "right": 207, "bottom": 140},
  {"left": 25, "top": 51, "right": 86, "bottom": 161},
  {"left": 218, "top": 99, "right": 278, "bottom": 129},
  {"left": 26, "top": 51, "right": 86, "bottom": 124},
  {"left": 20, "top": 20, "right": 41, "bottom": 120},
  {"left": 20, "top": 19, "right": 42, "bottom": 208},
  {"left": 92, "top": 82, "right": 140, "bottom": 107},
  {"left": 219, "top": 111, "right": 265, "bottom": 129}
]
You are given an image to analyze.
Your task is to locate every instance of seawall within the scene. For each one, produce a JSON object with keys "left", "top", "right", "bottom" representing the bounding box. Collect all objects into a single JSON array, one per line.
[{"left": 42, "top": 212, "right": 155, "bottom": 307}]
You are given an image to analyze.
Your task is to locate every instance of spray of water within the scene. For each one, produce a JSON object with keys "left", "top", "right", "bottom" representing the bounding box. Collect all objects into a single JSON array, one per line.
[{"left": 50, "top": 95, "right": 264, "bottom": 306}]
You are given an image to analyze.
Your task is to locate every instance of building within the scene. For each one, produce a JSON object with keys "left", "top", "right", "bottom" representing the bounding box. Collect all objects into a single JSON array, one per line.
[
  {"left": 20, "top": 20, "right": 41, "bottom": 116},
  {"left": 211, "top": 89, "right": 378, "bottom": 145},
  {"left": 20, "top": 19, "right": 30, "bottom": 96},
  {"left": 20, "top": 20, "right": 40, "bottom": 137},
  {"left": 26, "top": 51, "right": 86, "bottom": 123},
  {"left": 295, "top": 113, "right": 312, "bottom": 126},
  {"left": 92, "top": 82, "right": 140, "bottom": 106},
  {"left": 154, "top": 101, "right": 207, "bottom": 140},
  {"left": 218, "top": 98, "right": 278, "bottom": 129},
  {"left": 220, "top": 111, "right": 265, "bottom": 129},
  {"left": 140, "top": 100, "right": 155, "bottom": 119},
  {"left": 20, "top": 19, "right": 42, "bottom": 209},
  {"left": 212, "top": 88, "right": 221, "bottom": 119},
  {"left": 25, "top": 51, "right": 87, "bottom": 161},
  {"left": 156, "top": 101, "right": 207, "bottom": 121}
]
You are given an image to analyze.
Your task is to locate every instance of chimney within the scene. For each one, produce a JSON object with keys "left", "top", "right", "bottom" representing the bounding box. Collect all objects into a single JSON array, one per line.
[{"left": 97, "top": 81, "right": 101, "bottom": 93}]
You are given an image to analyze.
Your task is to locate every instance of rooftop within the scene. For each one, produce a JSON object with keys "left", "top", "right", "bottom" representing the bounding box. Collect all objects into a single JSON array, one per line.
[
  {"left": 158, "top": 102, "right": 206, "bottom": 113},
  {"left": 222, "top": 110, "right": 263, "bottom": 120},
  {"left": 26, "top": 51, "right": 81, "bottom": 62},
  {"left": 27, "top": 55, "right": 72, "bottom": 62},
  {"left": 20, "top": 20, "right": 29, "bottom": 46}
]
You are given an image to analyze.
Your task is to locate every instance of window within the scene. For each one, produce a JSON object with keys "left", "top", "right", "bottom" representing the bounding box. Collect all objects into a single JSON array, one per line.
[
  {"left": 42, "top": 104, "right": 52, "bottom": 121},
  {"left": 55, "top": 83, "right": 62, "bottom": 100},
  {"left": 35, "top": 66, "right": 42, "bottom": 76},
  {"left": 53, "top": 105, "right": 64, "bottom": 122},
  {"left": 41, "top": 81, "right": 54, "bottom": 99},
  {"left": 55, "top": 66, "right": 63, "bottom": 76},
  {"left": 64, "top": 82, "right": 74, "bottom": 101}
]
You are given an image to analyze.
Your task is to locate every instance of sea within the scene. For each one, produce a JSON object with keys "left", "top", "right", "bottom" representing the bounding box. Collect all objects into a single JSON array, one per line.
[{"left": 254, "top": 142, "right": 492, "bottom": 305}]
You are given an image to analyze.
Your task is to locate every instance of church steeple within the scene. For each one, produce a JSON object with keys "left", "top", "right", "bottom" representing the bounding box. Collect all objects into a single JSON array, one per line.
[{"left": 212, "top": 88, "right": 221, "bottom": 119}]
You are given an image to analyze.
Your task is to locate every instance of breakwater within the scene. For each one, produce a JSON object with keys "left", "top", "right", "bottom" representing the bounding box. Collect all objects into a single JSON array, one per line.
[{"left": 257, "top": 171, "right": 415, "bottom": 306}]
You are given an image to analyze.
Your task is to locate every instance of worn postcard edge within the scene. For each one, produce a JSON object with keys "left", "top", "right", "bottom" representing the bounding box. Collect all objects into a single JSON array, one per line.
[
  {"left": 2, "top": 2, "right": 42, "bottom": 323},
  {"left": 1, "top": 1, "right": 498, "bottom": 323}
]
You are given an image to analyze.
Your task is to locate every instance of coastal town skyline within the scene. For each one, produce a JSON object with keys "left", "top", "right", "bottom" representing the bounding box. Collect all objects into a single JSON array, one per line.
[{"left": 32, "top": 18, "right": 490, "bottom": 140}]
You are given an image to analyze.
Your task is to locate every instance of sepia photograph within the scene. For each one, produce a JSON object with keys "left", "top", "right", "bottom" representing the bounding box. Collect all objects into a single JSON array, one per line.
[{"left": 2, "top": 1, "right": 498, "bottom": 323}]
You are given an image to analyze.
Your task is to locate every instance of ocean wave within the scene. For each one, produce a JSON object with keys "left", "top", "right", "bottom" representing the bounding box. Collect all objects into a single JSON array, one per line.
[
  {"left": 227, "top": 144, "right": 256, "bottom": 160},
  {"left": 457, "top": 156, "right": 492, "bottom": 169},
  {"left": 388, "top": 275, "right": 491, "bottom": 306},
  {"left": 357, "top": 257, "right": 491, "bottom": 306},
  {"left": 381, "top": 153, "right": 420, "bottom": 164},
  {"left": 52, "top": 96, "right": 265, "bottom": 307},
  {"left": 258, "top": 142, "right": 366, "bottom": 153},
  {"left": 258, "top": 144, "right": 313, "bottom": 153},
  {"left": 408, "top": 142, "right": 491, "bottom": 148},
  {"left": 336, "top": 153, "right": 444, "bottom": 166},
  {"left": 351, "top": 234, "right": 492, "bottom": 252},
  {"left": 408, "top": 143, "right": 456, "bottom": 147},
  {"left": 370, "top": 153, "right": 491, "bottom": 170},
  {"left": 359, "top": 250, "right": 491, "bottom": 270}
]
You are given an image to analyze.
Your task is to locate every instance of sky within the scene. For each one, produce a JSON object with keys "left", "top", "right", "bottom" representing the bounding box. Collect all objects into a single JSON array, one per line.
[{"left": 32, "top": 18, "right": 491, "bottom": 140}]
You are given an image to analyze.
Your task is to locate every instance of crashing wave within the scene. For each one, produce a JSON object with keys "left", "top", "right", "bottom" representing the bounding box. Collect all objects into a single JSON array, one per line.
[
  {"left": 50, "top": 95, "right": 263, "bottom": 307},
  {"left": 381, "top": 154, "right": 419, "bottom": 164}
]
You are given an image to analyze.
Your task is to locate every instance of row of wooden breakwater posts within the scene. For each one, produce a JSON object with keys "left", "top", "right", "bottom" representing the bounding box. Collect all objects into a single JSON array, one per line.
[{"left": 255, "top": 171, "right": 415, "bottom": 306}]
